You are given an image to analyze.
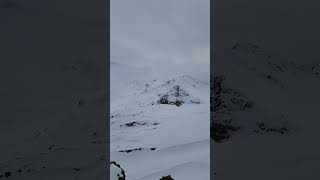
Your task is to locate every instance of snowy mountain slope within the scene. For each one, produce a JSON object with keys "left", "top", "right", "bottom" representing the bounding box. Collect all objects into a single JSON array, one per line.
[
  {"left": 212, "top": 41, "right": 320, "bottom": 179},
  {"left": 111, "top": 62, "right": 210, "bottom": 180}
]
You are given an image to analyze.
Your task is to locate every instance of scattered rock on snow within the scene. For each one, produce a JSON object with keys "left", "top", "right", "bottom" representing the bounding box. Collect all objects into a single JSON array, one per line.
[
  {"left": 118, "top": 147, "right": 157, "bottom": 153},
  {"left": 120, "top": 121, "right": 146, "bottom": 127},
  {"left": 254, "top": 122, "right": 289, "bottom": 135},
  {"left": 118, "top": 148, "right": 143, "bottom": 153}
]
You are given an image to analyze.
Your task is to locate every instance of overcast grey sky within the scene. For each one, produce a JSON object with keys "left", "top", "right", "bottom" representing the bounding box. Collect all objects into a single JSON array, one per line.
[{"left": 111, "top": 0, "right": 210, "bottom": 68}]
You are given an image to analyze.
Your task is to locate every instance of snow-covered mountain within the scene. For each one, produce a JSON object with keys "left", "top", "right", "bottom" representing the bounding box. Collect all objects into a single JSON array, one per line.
[
  {"left": 110, "top": 62, "right": 210, "bottom": 180},
  {"left": 212, "top": 41, "right": 320, "bottom": 179}
]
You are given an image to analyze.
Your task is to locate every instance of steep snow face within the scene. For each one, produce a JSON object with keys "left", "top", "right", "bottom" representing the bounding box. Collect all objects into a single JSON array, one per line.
[
  {"left": 213, "top": 41, "right": 320, "bottom": 179},
  {"left": 110, "top": 63, "right": 210, "bottom": 180}
]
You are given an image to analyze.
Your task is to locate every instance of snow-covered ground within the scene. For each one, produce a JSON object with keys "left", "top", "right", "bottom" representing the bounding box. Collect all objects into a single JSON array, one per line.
[
  {"left": 212, "top": 41, "right": 320, "bottom": 179},
  {"left": 110, "top": 62, "right": 210, "bottom": 180}
]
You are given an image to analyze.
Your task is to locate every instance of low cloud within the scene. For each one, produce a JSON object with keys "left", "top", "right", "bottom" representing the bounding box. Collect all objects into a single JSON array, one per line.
[{"left": 111, "top": 0, "right": 210, "bottom": 68}]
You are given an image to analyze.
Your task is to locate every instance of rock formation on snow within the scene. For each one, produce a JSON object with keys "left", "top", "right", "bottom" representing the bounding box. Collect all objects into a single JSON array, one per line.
[
  {"left": 159, "top": 175, "right": 174, "bottom": 180},
  {"left": 211, "top": 74, "right": 290, "bottom": 142},
  {"left": 110, "top": 161, "right": 126, "bottom": 180},
  {"left": 157, "top": 85, "right": 200, "bottom": 106}
]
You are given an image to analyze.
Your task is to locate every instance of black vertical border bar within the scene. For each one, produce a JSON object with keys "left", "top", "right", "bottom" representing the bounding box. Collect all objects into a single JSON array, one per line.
[
  {"left": 0, "top": 0, "right": 109, "bottom": 179},
  {"left": 106, "top": 0, "right": 111, "bottom": 178},
  {"left": 210, "top": 0, "right": 320, "bottom": 179},
  {"left": 210, "top": 0, "right": 214, "bottom": 179}
]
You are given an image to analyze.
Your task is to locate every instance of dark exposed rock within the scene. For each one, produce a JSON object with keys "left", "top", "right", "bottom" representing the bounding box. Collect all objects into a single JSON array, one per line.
[
  {"left": 77, "top": 99, "right": 85, "bottom": 108},
  {"left": 110, "top": 161, "right": 126, "bottom": 180},
  {"left": 73, "top": 168, "right": 80, "bottom": 172},
  {"left": 120, "top": 122, "right": 147, "bottom": 127},
  {"left": 264, "top": 74, "right": 282, "bottom": 86},
  {"left": 118, "top": 147, "right": 157, "bottom": 153},
  {"left": 312, "top": 64, "right": 320, "bottom": 75},
  {"left": 4, "top": 172, "right": 11, "bottom": 178},
  {"left": 118, "top": 148, "right": 143, "bottom": 153},
  {"left": 49, "top": 144, "right": 55, "bottom": 150},
  {"left": 157, "top": 85, "right": 199, "bottom": 106},
  {"left": 230, "top": 41, "right": 264, "bottom": 55},
  {"left": 158, "top": 94, "right": 183, "bottom": 107},
  {"left": 212, "top": 122, "right": 240, "bottom": 143},
  {"left": 211, "top": 75, "right": 252, "bottom": 142},
  {"left": 254, "top": 122, "right": 289, "bottom": 135},
  {"left": 211, "top": 74, "right": 290, "bottom": 142},
  {"left": 160, "top": 175, "right": 174, "bottom": 180},
  {"left": 231, "top": 42, "right": 240, "bottom": 53}
]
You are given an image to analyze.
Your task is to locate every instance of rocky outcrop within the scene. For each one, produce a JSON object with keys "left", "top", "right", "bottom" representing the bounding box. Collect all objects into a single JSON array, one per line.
[
  {"left": 110, "top": 161, "right": 126, "bottom": 180},
  {"left": 157, "top": 85, "right": 200, "bottom": 106},
  {"left": 160, "top": 175, "right": 174, "bottom": 180},
  {"left": 211, "top": 74, "right": 290, "bottom": 142},
  {"left": 211, "top": 75, "right": 251, "bottom": 142}
]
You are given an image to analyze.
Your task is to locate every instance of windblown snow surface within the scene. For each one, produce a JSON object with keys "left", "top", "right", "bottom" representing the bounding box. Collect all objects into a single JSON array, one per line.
[
  {"left": 110, "top": 62, "right": 210, "bottom": 180},
  {"left": 212, "top": 41, "right": 320, "bottom": 179}
]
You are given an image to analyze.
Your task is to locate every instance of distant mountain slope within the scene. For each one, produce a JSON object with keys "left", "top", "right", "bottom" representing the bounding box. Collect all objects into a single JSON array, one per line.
[
  {"left": 213, "top": 41, "right": 320, "bottom": 179},
  {"left": 110, "top": 62, "right": 210, "bottom": 180}
]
